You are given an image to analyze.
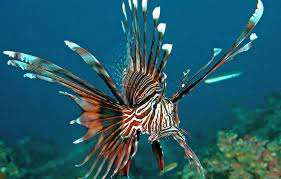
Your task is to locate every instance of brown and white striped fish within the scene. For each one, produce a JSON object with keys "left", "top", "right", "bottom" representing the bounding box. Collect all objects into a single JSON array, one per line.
[{"left": 4, "top": 0, "right": 264, "bottom": 178}]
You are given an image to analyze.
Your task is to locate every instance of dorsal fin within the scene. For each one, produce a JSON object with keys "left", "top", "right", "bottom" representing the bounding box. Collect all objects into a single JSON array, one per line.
[{"left": 121, "top": 0, "right": 173, "bottom": 80}]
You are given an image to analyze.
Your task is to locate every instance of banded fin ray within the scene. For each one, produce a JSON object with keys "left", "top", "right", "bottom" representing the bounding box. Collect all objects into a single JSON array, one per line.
[
  {"left": 171, "top": 0, "right": 264, "bottom": 102},
  {"left": 121, "top": 0, "right": 173, "bottom": 80},
  {"left": 173, "top": 134, "right": 204, "bottom": 177},
  {"left": 4, "top": 51, "right": 115, "bottom": 103},
  {"left": 151, "top": 140, "right": 164, "bottom": 171},
  {"left": 6, "top": 60, "right": 103, "bottom": 99},
  {"left": 64, "top": 41, "right": 125, "bottom": 105},
  {"left": 147, "top": 6, "right": 160, "bottom": 74},
  {"left": 121, "top": 0, "right": 173, "bottom": 108},
  {"left": 4, "top": 47, "right": 140, "bottom": 179}
]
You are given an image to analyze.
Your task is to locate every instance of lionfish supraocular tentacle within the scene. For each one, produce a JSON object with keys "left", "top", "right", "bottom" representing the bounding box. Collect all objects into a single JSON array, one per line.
[{"left": 4, "top": 0, "right": 264, "bottom": 178}]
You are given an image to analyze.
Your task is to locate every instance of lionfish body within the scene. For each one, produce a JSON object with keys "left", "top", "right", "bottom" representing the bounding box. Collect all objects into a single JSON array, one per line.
[
  {"left": 123, "top": 70, "right": 176, "bottom": 139},
  {"left": 4, "top": 0, "right": 264, "bottom": 178}
]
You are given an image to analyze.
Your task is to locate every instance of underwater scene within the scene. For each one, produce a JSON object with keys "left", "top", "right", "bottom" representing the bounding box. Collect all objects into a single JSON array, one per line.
[{"left": 0, "top": 0, "right": 280, "bottom": 178}]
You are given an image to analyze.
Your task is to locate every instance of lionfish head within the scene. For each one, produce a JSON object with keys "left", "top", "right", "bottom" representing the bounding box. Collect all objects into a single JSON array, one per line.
[
  {"left": 154, "top": 97, "right": 186, "bottom": 141},
  {"left": 154, "top": 98, "right": 205, "bottom": 176}
]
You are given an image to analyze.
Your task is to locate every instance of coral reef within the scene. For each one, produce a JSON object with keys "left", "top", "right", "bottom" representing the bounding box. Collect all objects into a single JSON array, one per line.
[
  {"left": 204, "top": 132, "right": 281, "bottom": 178},
  {"left": 179, "top": 92, "right": 281, "bottom": 179},
  {"left": 0, "top": 137, "right": 86, "bottom": 179},
  {"left": 231, "top": 92, "right": 281, "bottom": 140},
  {"left": 12, "top": 137, "right": 58, "bottom": 169},
  {"left": 0, "top": 140, "right": 21, "bottom": 178},
  {"left": 20, "top": 145, "right": 87, "bottom": 179}
]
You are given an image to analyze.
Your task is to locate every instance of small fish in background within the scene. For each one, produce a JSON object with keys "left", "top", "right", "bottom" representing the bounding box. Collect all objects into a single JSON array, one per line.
[
  {"left": 160, "top": 162, "right": 178, "bottom": 176},
  {"left": 204, "top": 71, "right": 243, "bottom": 84}
]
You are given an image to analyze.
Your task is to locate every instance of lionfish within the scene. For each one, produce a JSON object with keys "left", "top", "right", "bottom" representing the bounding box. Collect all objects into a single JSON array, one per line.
[{"left": 4, "top": 0, "right": 263, "bottom": 178}]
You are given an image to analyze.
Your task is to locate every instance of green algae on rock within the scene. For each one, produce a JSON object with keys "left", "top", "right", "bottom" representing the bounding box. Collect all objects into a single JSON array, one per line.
[
  {"left": 179, "top": 92, "right": 281, "bottom": 179},
  {"left": 0, "top": 140, "right": 21, "bottom": 178}
]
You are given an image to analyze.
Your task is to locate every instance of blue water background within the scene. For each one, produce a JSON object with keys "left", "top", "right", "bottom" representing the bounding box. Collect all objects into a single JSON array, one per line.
[{"left": 0, "top": 0, "right": 280, "bottom": 154}]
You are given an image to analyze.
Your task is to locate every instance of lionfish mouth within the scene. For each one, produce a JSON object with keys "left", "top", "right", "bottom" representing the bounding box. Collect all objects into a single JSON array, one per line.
[{"left": 158, "top": 125, "right": 186, "bottom": 139}]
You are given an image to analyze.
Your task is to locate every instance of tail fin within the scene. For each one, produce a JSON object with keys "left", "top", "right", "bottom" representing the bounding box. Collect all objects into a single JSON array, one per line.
[
  {"left": 121, "top": 0, "right": 173, "bottom": 80},
  {"left": 171, "top": 0, "right": 264, "bottom": 102}
]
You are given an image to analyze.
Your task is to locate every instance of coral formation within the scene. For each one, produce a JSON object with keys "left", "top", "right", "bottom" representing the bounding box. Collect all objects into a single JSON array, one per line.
[
  {"left": 13, "top": 137, "right": 58, "bottom": 169},
  {"left": 0, "top": 137, "right": 85, "bottom": 179},
  {"left": 179, "top": 92, "right": 281, "bottom": 179},
  {"left": 0, "top": 140, "right": 21, "bottom": 178},
  {"left": 204, "top": 132, "right": 281, "bottom": 178},
  {"left": 231, "top": 92, "right": 281, "bottom": 140}
]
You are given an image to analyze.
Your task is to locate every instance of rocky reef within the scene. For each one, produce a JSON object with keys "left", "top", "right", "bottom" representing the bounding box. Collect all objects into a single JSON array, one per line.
[
  {"left": 0, "top": 137, "right": 87, "bottom": 179},
  {"left": 179, "top": 92, "right": 281, "bottom": 179},
  {"left": 204, "top": 132, "right": 281, "bottom": 178},
  {"left": 0, "top": 140, "right": 21, "bottom": 178}
]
